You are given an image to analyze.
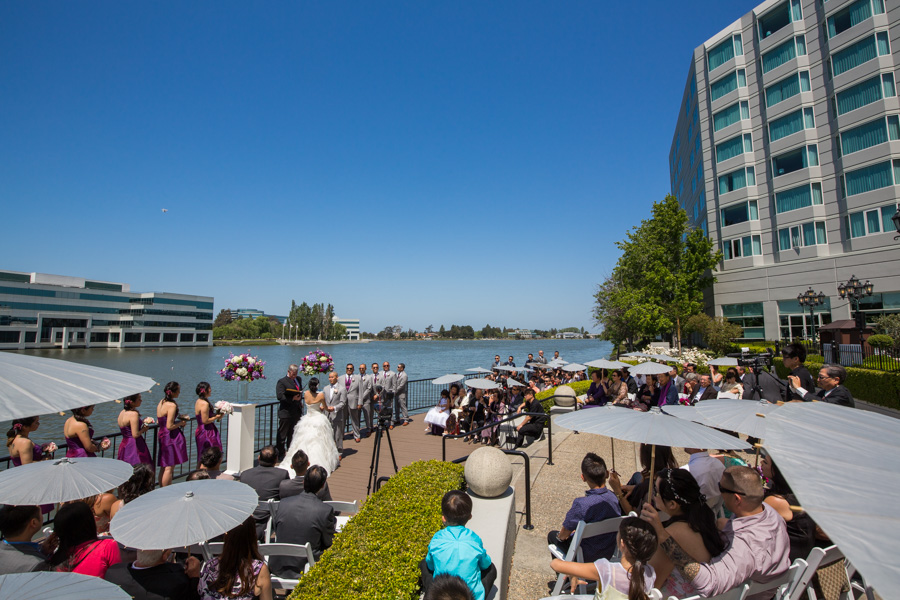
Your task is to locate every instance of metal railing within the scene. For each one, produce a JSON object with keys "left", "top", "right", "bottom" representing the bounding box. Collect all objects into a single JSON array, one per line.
[
  {"left": 451, "top": 449, "right": 533, "bottom": 530},
  {"left": 440, "top": 411, "right": 553, "bottom": 466},
  {"left": 782, "top": 339, "right": 900, "bottom": 372}
]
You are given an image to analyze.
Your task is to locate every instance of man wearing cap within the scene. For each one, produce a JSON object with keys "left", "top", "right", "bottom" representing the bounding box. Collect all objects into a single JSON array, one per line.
[{"left": 641, "top": 466, "right": 790, "bottom": 600}]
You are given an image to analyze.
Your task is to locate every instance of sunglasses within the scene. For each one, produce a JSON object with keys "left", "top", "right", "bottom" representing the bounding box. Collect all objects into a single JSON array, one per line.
[{"left": 718, "top": 482, "right": 741, "bottom": 496}]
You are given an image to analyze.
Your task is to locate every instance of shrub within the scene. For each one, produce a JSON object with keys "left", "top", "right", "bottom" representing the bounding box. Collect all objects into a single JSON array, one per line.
[
  {"left": 773, "top": 357, "right": 900, "bottom": 410},
  {"left": 866, "top": 334, "right": 895, "bottom": 350},
  {"left": 290, "top": 460, "right": 465, "bottom": 600},
  {"left": 536, "top": 381, "right": 592, "bottom": 412},
  {"left": 855, "top": 355, "right": 900, "bottom": 371}
]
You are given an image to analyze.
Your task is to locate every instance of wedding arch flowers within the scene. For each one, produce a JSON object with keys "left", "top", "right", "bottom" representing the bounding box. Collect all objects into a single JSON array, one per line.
[
  {"left": 301, "top": 350, "right": 333, "bottom": 375},
  {"left": 218, "top": 353, "right": 266, "bottom": 382}
]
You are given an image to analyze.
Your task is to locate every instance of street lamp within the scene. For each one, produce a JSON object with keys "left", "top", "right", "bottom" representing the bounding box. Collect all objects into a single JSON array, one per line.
[
  {"left": 796, "top": 287, "right": 826, "bottom": 342},
  {"left": 837, "top": 274, "right": 874, "bottom": 340}
]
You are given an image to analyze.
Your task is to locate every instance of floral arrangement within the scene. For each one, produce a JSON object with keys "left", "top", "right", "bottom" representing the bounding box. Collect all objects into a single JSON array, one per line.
[
  {"left": 42, "top": 442, "right": 58, "bottom": 455},
  {"left": 218, "top": 353, "right": 266, "bottom": 382},
  {"left": 214, "top": 400, "right": 235, "bottom": 415},
  {"left": 142, "top": 417, "right": 156, "bottom": 426},
  {"left": 677, "top": 394, "right": 693, "bottom": 406},
  {"left": 634, "top": 345, "right": 712, "bottom": 367},
  {"left": 301, "top": 350, "right": 334, "bottom": 375}
]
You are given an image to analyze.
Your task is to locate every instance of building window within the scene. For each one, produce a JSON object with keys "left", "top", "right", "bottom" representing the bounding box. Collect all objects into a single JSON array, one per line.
[
  {"left": 716, "top": 133, "right": 753, "bottom": 163},
  {"left": 708, "top": 34, "right": 744, "bottom": 72},
  {"left": 710, "top": 69, "right": 746, "bottom": 102},
  {"left": 197, "top": 333, "right": 209, "bottom": 342},
  {"left": 844, "top": 160, "right": 896, "bottom": 196},
  {"left": 720, "top": 200, "right": 759, "bottom": 227},
  {"left": 180, "top": 333, "right": 194, "bottom": 342},
  {"left": 839, "top": 116, "right": 899, "bottom": 155},
  {"left": 713, "top": 100, "right": 751, "bottom": 131},
  {"left": 144, "top": 332, "right": 160, "bottom": 342},
  {"left": 832, "top": 32, "right": 891, "bottom": 77},
  {"left": 845, "top": 203, "right": 899, "bottom": 237},
  {"left": 718, "top": 166, "right": 756, "bottom": 194},
  {"left": 723, "top": 234, "right": 762, "bottom": 260},
  {"left": 778, "top": 220, "right": 827, "bottom": 250},
  {"left": 124, "top": 332, "right": 142, "bottom": 343},
  {"left": 163, "top": 333, "right": 178, "bottom": 343},
  {"left": 758, "top": 0, "right": 802, "bottom": 40},
  {"left": 826, "top": 0, "right": 883, "bottom": 39},
  {"left": 769, "top": 107, "right": 815, "bottom": 141},
  {"left": 775, "top": 182, "right": 824, "bottom": 212},
  {"left": 109, "top": 332, "right": 120, "bottom": 342},
  {"left": 772, "top": 145, "right": 819, "bottom": 177},
  {"left": 762, "top": 37, "right": 807, "bottom": 73},
  {"left": 766, "top": 71, "right": 809, "bottom": 107},
  {"left": 722, "top": 303, "right": 765, "bottom": 339}
]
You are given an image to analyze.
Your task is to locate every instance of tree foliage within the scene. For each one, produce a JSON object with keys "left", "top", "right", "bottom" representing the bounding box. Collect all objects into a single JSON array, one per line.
[
  {"left": 213, "top": 309, "right": 233, "bottom": 328},
  {"left": 874, "top": 314, "right": 900, "bottom": 348},
  {"left": 684, "top": 313, "right": 743, "bottom": 355}
]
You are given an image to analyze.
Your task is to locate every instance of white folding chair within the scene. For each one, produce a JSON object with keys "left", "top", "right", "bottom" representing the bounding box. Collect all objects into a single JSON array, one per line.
[
  {"left": 780, "top": 545, "right": 846, "bottom": 600},
  {"left": 324, "top": 500, "right": 359, "bottom": 532},
  {"left": 667, "top": 583, "right": 749, "bottom": 600},
  {"left": 549, "top": 515, "right": 630, "bottom": 596},
  {"left": 186, "top": 542, "right": 224, "bottom": 562},
  {"left": 843, "top": 559, "right": 877, "bottom": 600},
  {"left": 539, "top": 591, "right": 661, "bottom": 600},
  {"left": 259, "top": 542, "right": 316, "bottom": 592},
  {"left": 744, "top": 559, "right": 802, "bottom": 600},
  {"left": 265, "top": 499, "right": 279, "bottom": 543}
]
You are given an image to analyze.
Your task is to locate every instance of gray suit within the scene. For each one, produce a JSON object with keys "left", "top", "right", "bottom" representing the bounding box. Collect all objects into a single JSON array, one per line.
[
  {"left": 359, "top": 373, "right": 376, "bottom": 432},
  {"left": 339, "top": 374, "right": 362, "bottom": 440},
  {"left": 395, "top": 370, "right": 409, "bottom": 423},
  {"left": 324, "top": 384, "right": 347, "bottom": 451},
  {"left": 269, "top": 492, "right": 336, "bottom": 577},
  {"left": 0, "top": 542, "right": 48, "bottom": 574}
]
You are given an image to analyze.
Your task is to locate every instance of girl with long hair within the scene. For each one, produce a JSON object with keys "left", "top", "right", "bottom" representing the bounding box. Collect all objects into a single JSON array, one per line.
[
  {"left": 64, "top": 406, "right": 110, "bottom": 458},
  {"left": 51, "top": 502, "right": 120, "bottom": 577},
  {"left": 650, "top": 468, "right": 726, "bottom": 596},
  {"left": 109, "top": 463, "right": 155, "bottom": 521},
  {"left": 609, "top": 444, "right": 679, "bottom": 515},
  {"left": 117, "top": 393, "right": 154, "bottom": 470},
  {"left": 195, "top": 381, "right": 223, "bottom": 464},
  {"left": 198, "top": 516, "right": 273, "bottom": 600},
  {"left": 551, "top": 516, "right": 658, "bottom": 600},
  {"left": 8, "top": 416, "right": 56, "bottom": 514},
  {"left": 157, "top": 381, "right": 188, "bottom": 487}
]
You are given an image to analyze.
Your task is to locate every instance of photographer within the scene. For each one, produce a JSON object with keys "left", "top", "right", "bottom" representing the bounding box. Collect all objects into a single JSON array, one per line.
[{"left": 780, "top": 343, "right": 815, "bottom": 402}]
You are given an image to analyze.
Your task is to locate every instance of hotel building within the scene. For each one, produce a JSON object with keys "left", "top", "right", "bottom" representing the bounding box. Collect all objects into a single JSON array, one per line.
[
  {"left": 670, "top": 0, "right": 900, "bottom": 340},
  {"left": 0, "top": 270, "right": 214, "bottom": 349},
  {"left": 333, "top": 317, "right": 360, "bottom": 340}
]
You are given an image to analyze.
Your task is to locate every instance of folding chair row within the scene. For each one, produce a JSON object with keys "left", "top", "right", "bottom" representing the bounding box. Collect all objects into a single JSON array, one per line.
[{"left": 549, "top": 514, "right": 635, "bottom": 597}]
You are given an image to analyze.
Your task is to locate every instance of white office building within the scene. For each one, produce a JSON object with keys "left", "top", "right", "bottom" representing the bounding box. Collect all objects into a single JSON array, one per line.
[{"left": 333, "top": 317, "right": 360, "bottom": 340}]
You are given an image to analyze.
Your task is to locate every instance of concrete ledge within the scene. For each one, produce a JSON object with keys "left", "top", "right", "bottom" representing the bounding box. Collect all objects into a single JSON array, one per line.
[{"left": 468, "top": 486, "right": 516, "bottom": 600}]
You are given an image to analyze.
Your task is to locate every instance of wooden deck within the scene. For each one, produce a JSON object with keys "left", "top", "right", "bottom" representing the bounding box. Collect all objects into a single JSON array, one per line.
[{"left": 325, "top": 413, "right": 472, "bottom": 503}]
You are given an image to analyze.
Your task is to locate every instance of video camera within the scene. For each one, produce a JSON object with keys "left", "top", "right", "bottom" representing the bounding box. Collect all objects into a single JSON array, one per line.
[
  {"left": 374, "top": 385, "right": 393, "bottom": 427},
  {"left": 727, "top": 347, "right": 775, "bottom": 371}
]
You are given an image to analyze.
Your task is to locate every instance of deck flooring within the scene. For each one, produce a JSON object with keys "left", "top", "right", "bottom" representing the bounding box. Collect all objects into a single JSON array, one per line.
[{"left": 324, "top": 413, "right": 473, "bottom": 503}]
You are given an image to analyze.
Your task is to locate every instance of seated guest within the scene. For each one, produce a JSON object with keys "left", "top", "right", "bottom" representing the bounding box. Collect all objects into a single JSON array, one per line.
[
  {"left": 513, "top": 388, "right": 547, "bottom": 448},
  {"left": 421, "top": 491, "right": 495, "bottom": 600},
  {"left": 270, "top": 466, "right": 336, "bottom": 577},
  {"left": 186, "top": 470, "right": 211, "bottom": 481},
  {"left": 670, "top": 365, "right": 686, "bottom": 393},
  {"left": 547, "top": 453, "right": 621, "bottom": 561},
  {"left": 198, "top": 516, "right": 272, "bottom": 600},
  {"left": 585, "top": 370, "right": 608, "bottom": 406},
  {"left": 609, "top": 444, "right": 679, "bottom": 515},
  {"left": 681, "top": 373, "right": 700, "bottom": 402},
  {"left": 198, "top": 446, "right": 236, "bottom": 480},
  {"left": 717, "top": 369, "right": 744, "bottom": 398},
  {"left": 641, "top": 466, "right": 790, "bottom": 600},
  {"left": 425, "top": 574, "right": 475, "bottom": 600},
  {"left": 0, "top": 505, "right": 50, "bottom": 573},
  {"left": 105, "top": 548, "right": 200, "bottom": 600},
  {"left": 681, "top": 447, "right": 725, "bottom": 510},
  {"left": 110, "top": 463, "right": 155, "bottom": 521},
  {"left": 656, "top": 371, "right": 679, "bottom": 406},
  {"left": 760, "top": 452, "right": 816, "bottom": 562},
  {"left": 424, "top": 389, "right": 452, "bottom": 435},
  {"left": 634, "top": 375, "right": 659, "bottom": 412},
  {"left": 622, "top": 367, "right": 639, "bottom": 395},
  {"left": 788, "top": 364, "right": 854, "bottom": 407},
  {"left": 278, "top": 450, "right": 333, "bottom": 501},
  {"left": 692, "top": 374, "right": 718, "bottom": 402},
  {"left": 507, "top": 387, "right": 524, "bottom": 412},
  {"left": 606, "top": 370, "right": 628, "bottom": 405},
  {"left": 239, "top": 445, "right": 288, "bottom": 541},
  {"left": 50, "top": 502, "right": 120, "bottom": 577},
  {"left": 649, "top": 469, "right": 726, "bottom": 597},
  {"left": 82, "top": 491, "right": 118, "bottom": 535}
]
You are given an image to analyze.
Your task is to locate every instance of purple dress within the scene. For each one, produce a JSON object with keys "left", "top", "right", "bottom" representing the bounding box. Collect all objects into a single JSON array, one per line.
[
  {"left": 12, "top": 442, "right": 54, "bottom": 514},
  {"left": 157, "top": 415, "right": 188, "bottom": 468},
  {"left": 118, "top": 413, "right": 154, "bottom": 470},
  {"left": 66, "top": 427, "right": 95, "bottom": 458},
  {"left": 195, "top": 407, "right": 222, "bottom": 465}
]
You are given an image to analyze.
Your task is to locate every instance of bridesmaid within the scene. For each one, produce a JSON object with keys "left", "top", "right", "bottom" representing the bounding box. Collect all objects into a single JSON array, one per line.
[
  {"left": 157, "top": 381, "right": 188, "bottom": 487},
  {"left": 7, "top": 416, "right": 56, "bottom": 514},
  {"left": 64, "top": 406, "right": 110, "bottom": 458},
  {"left": 194, "top": 381, "right": 223, "bottom": 465},
  {"left": 116, "top": 393, "right": 154, "bottom": 470}
]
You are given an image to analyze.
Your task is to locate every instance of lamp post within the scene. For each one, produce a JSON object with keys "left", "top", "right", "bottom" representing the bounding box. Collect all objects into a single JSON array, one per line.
[
  {"left": 837, "top": 275, "right": 874, "bottom": 342},
  {"left": 796, "top": 287, "right": 826, "bottom": 343}
]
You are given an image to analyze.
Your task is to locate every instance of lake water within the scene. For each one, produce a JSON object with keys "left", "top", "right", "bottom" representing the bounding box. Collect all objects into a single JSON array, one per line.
[{"left": 9, "top": 338, "right": 612, "bottom": 446}]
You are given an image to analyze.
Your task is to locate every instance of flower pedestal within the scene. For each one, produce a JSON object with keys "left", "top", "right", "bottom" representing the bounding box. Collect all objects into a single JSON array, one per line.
[
  {"left": 237, "top": 380, "right": 249, "bottom": 404},
  {"left": 225, "top": 402, "right": 256, "bottom": 474}
]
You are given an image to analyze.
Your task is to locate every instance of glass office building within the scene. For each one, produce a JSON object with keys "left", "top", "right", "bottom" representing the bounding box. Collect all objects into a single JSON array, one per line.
[
  {"left": 0, "top": 270, "right": 214, "bottom": 349},
  {"left": 670, "top": 0, "right": 900, "bottom": 340}
]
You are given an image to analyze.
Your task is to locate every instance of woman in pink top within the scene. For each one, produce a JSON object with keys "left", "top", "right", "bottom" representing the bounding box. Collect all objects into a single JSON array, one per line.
[{"left": 50, "top": 502, "right": 120, "bottom": 577}]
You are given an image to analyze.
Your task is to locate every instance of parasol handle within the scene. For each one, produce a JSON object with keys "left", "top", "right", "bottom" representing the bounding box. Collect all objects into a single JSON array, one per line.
[{"left": 646, "top": 444, "right": 656, "bottom": 506}]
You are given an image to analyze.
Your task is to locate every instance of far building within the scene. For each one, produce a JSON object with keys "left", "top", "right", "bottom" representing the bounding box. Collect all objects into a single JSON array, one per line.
[
  {"left": 232, "top": 308, "right": 288, "bottom": 324},
  {"left": 333, "top": 316, "right": 360, "bottom": 340}
]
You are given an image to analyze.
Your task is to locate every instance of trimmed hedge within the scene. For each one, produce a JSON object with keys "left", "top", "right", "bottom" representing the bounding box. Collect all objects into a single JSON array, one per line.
[
  {"left": 290, "top": 460, "right": 466, "bottom": 600},
  {"left": 773, "top": 357, "right": 900, "bottom": 410},
  {"left": 536, "top": 380, "right": 592, "bottom": 412}
]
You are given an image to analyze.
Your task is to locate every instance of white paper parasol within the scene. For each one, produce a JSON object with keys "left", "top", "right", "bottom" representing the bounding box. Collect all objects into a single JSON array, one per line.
[
  {"left": 432, "top": 374, "right": 465, "bottom": 385},
  {"left": 0, "top": 457, "right": 134, "bottom": 505},
  {"left": 0, "top": 572, "right": 131, "bottom": 600},
  {"left": 464, "top": 378, "right": 501, "bottom": 390}
]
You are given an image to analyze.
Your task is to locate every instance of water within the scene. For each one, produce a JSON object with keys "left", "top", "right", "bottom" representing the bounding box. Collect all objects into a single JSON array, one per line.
[{"left": 7, "top": 338, "right": 612, "bottom": 447}]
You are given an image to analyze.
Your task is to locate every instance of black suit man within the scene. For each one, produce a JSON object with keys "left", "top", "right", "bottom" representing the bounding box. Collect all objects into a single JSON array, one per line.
[
  {"left": 275, "top": 365, "right": 304, "bottom": 461},
  {"left": 279, "top": 449, "right": 333, "bottom": 501},
  {"left": 240, "top": 446, "right": 289, "bottom": 541},
  {"left": 106, "top": 549, "right": 199, "bottom": 600},
  {"left": 789, "top": 363, "right": 855, "bottom": 408}
]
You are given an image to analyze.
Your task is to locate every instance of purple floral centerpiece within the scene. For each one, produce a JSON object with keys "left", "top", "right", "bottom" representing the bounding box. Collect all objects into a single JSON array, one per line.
[
  {"left": 301, "top": 350, "right": 333, "bottom": 376},
  {"left": 218, "top": 353, "right": 266, "bottom": 382}
]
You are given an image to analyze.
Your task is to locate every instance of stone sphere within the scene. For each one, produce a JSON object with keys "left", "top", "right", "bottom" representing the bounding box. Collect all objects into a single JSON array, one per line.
[
  {"left": 465, "top": 446, "right": 513, "bottom": 498},
  {"left": 554, "top": 385, "right": 577, "bottom": 407}
]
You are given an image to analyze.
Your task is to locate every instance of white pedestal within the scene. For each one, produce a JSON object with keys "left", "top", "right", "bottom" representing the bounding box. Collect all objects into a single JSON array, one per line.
[{"left": 226, "top": 403, "right": 256, "bottom": 474}]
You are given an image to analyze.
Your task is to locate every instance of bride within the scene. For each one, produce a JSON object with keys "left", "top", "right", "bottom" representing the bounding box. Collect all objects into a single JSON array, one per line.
[{"left": 279, "top": 376, "right": 341, "bottom": 476}]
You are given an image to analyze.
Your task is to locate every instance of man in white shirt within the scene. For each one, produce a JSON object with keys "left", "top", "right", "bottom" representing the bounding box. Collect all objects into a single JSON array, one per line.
[{"left": 681, "top": 447, "right": 725, "bottom": 509}]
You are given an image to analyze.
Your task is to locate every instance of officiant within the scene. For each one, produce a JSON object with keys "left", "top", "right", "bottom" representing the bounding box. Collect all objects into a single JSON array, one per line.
[{"left": 275, "top": 364, "right": 304, "bottom": 461}]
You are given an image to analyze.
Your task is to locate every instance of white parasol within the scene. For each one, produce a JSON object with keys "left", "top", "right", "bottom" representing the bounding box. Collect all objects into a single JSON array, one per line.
[
  {"left": 464, "top": 378, "right": 501, "bottom": 390},
  {"left": 432, "top": 374, "right": 465, "bottom": 385},
  {"left": 626, "top": 362, "right": 673, "bottom": 376},
  {"left": 0, "top": 572, "right": 131, "bottom": 600},
  {"left": 0, "top": 457, "right": 133, "bottom": 505}
]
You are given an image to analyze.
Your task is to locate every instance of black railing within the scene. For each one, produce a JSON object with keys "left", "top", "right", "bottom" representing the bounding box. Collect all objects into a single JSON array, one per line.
[
  {"left": 451, "top": 449, "right": 533, "bottom": 530},
  {"left": 440, "top": 412, "right": 553, "bottom": 467},
  {"left": 782, "top": 339, "right": 900, "bottom": 372}
]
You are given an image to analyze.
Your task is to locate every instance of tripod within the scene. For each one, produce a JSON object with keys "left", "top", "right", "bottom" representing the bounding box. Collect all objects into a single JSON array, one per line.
[{"left": 366, "top": 415, "right": 399, "bottom": 496}]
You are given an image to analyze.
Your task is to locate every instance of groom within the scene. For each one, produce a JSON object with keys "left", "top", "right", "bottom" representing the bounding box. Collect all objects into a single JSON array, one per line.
[{"left": 325, "top": 371, "right": 347, "bottom": 454}]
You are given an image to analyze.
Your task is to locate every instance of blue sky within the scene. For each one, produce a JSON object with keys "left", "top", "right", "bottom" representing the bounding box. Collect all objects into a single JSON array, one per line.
[{"left": 1, "top": 1, "right": 750, "bottom": 333}]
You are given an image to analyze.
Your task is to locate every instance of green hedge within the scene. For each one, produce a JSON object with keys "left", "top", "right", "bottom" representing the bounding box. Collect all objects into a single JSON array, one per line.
[
  {"left": 290, "top": 460, "right": 466, "bottom": 600},
  {"left": 536, "top": 380, "right": 592, "bottom": 412},
  {"left": 773, "top": 357, "right": 900, "bottom": 410}
]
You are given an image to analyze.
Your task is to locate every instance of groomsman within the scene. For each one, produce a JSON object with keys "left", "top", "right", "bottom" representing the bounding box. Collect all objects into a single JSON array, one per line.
[
  {"left": 395, "top": 363, "right": 409, "bottom": 426},
  {"left": 324, "top": 371, "right": 347, "bottom": 453},
  {"left": 339, "top": 363, "right": 362, "bottom": 443},
  {"left": 358, "top": 363, "right": 375, "bottom": 435},
  {"left": 370, "top": 362, "right": 381, "bottom": 410},
  {"left": 379, "top": 361, "right": 397, "bottom": 427}
]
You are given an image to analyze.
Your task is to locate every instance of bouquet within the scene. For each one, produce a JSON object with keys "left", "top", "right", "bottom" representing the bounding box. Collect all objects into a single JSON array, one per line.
[
  {"left": 677, "top": 394, "right": 693, "bottom": 406},
  {"left": 42, "top": 442, "right": 58, "bottom": 455},
  {"left": 142, "top": 417, "right": 156, "bottom": 426},
  {"left": 301, "top": 350, "right": 333, "bottom": 375},
  {"left": 214, "top": 400, "right": 235, "bottom": 415},
  {"left": 219, "top": 353, "right": 266, "bottom": 382}
]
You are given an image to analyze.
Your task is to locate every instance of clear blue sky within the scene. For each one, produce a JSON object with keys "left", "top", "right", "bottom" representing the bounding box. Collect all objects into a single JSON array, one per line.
[{"left": 1, "top": 1, "right": 749, "bottom": 333}]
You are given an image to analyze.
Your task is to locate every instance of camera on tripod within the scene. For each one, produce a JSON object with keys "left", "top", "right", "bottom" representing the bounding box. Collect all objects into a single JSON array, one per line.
[{"left": 727, "top": 348, "right": 775, "bottom": 371}]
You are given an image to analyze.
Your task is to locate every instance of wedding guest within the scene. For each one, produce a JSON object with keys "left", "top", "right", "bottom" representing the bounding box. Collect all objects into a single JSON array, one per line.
[
  {"left": 270, "top": 466, "right": 336, "bottom": 577},
  {"left": 240, "top": 445, "right": 288, "bottom": 541},
  {"left": 691, "top": 374, "right": 718, "bottom": 402},
  {"left": 0, "top": 505, "right": 51, "bottom": 573},
  {"left": 117, "top": 394, "right": 153, "bottom": 470},
  {"left": 157, "top": 381, "right": 188, "bottom": 487},
  {"left": 760, "top": 452, "right": 816, "bottom": 562},
  {"left": 7, "top": 416, "right": 55, "bottom": 515},
  {"left": 635, "top": 376, "right": 659, "bottom": 412},
  {"left": 278, "top": 450, "right": 332, "bottom": 501},
  {"left": 64, "top": 406, "right": 110, "bottom": 458},
  {"left": 607, "top": 370, "right": 629, "bottom": 404},
  {"left": 106, "top": 548, "right": 200, "bottom": 600},
  {"left": 198, "top": 516, "right": 273, "bottom": 600},
  {"left": 709, "top": 364, "right": 724, "bottom": 389},
  {"left": 195, "top": 381, "right": 223, "bottom": 464},
  {"left": 51, "top": 502, "right": 120, "bottom": 577},
  {"left": 718, "top": 369, "right": 744, "bottom": 398},
  {"left": 425, "top": 390, "right": 452, "bottom": 435},
  {"left": 110, "top": 463, "right": 155, "bottom": 521},
  {"left": 76, "top": 491, "right": 118, "bottom": 536},
  {"left": 609, "top": 444, "right": 679, "bottom": 515},
  {"left": 788, "top": 364, "right": 855, "bottom": 407},
  {"left": 513, "top": 388, "right": 547, "bottom": 449},
  {"left": 198, "top": 446, "right": 235, "bottom": 481},
  {"left": 656, "top": 371, "right": 679, "bottom": 406},
  {"left": 548, "top": 453, "right": 621, "bottom": 562},
  {"left": 425, "top": 574, "right": 475, "bottom": 600},
  {"left": 585, "top": 370, "right": 608, "bottom": 406},
  {"left": 681, "top": 448, "right": 725, "bottom": 509}
]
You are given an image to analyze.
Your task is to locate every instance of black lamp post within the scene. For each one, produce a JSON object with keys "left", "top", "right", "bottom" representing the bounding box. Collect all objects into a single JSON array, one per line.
[
  {"left": 892, "top": 208, "right": 900, "bottom": 240},
  {"left": 797, "top": 287, "right": 826, "bottom": 342},
  {"left": 837, "top": 275, "right": 874, "bottom": 340}
]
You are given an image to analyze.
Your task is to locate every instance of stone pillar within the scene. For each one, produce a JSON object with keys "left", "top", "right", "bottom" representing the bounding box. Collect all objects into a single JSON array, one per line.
[{"left": 226, "top": 403, "right": 256, "bottom": 474}]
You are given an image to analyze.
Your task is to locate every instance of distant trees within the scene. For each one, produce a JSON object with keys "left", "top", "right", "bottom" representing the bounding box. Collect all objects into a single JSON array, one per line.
[
  {"left": 282, "top": 301, "right": 343, "bottom": 340},
  {"left": 214, "top": 309, "right": 233, "bottom": 328},
  {"left": 684, "top": 314, "right": 743, "bottom": 356},
  {"left": 213, "top": 315, "right": 282, "bottom": 340}
]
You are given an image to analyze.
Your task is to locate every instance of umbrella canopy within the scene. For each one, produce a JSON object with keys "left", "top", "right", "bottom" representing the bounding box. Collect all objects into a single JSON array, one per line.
[
  {"left": 694, "top": 398, "right": 779, "bottom": 439},
  {"left": 660, "top": 404, "right": 718, "bottom": 427},
  {"left": 706, "top": 357, "right": 739, "bottom": 367},
  {"left": 432, "top": 374, "right": 465, "bottom": 385},
  {"left": 0, "top": 457, "right": 133, "bottom": 505},
  {"left": 464, "top": 378, "right": 501, "bottom": 390},
  {"left": 0, "top": 572, "right": 130, "bottom": 600},
  {"left": 0, "top": 352, "right": 157, "bottom": 421},
  {"left": 765, "top": 402, "right": 900, "bottom": 597},
  {"left": 621, "top": 352, "right": 651, "bottom": 358},
  {"left": 646, "top": 354, "right": 678, "bottom": 362},
  {"left": 110, "top": 480, "right": 259, "bottom": 549},
  {"left": 506, "top": 379, "right": 526, "bottom": 387},
  {"left": 561, "top": 363, "right": 587, "bottom": 372},
  {"left": 627, "top": 362, "right": 673, "bottom": 376},
  {"left": 547, "top": 359, "right": 568, "bottom": 368},
  {"left": 466, "top": 367, "right": 492, "bottom": 374},
  {"left": 554, "top": 405, "right": 750, "bottom": 450},
  {"left": 494, "top": 365, "right": 531, "bottom": 372},
  {"left": 585, "top": 359, "right": 630, "bottom": 370}
]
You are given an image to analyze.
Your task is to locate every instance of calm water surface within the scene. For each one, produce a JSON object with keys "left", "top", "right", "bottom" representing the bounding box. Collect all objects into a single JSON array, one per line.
[{"left": 9, "top": 339, "right": 612, "bottom": 446}]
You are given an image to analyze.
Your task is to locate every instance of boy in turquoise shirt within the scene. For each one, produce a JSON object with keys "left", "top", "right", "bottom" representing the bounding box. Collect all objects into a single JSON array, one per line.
[{"left": 422, "top": 491, "right": 496, "bottom": 600}]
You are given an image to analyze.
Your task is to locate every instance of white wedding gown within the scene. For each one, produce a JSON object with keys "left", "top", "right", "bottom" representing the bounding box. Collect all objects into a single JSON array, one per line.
[{"left": 278, "top": 394, "right": 341, "bottom": 476}]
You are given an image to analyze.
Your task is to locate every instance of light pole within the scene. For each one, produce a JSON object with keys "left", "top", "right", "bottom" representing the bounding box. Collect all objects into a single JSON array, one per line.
[
  {"left": 796, "top": 287, "right": 826, "bottom": 343},
  {"left": 281, "top": 323, "right": 285, "bottom": 340},
  {"left": 837, "top": 275, "right": 874, "bottom": 342}
]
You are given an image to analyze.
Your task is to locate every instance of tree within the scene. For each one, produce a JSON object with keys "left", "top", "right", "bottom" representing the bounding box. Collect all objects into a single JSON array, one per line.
[
  {"left": 685, "top": 313, "right": 743, "bottom": 356},
  {"left": 439, "top": 325, "right": 446, "bottom": 337},
  {"left": 874, "top": 314, "right": 900, "bottom": 348},
  {"left": 214, "top": 309, "right": 233, "bottom": 328},
  {"left": 425, "top": 324, "right": 434, "bottom": 334},
  {"left": 332, "top": 322, "right": 347, "bottom": 340}
]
